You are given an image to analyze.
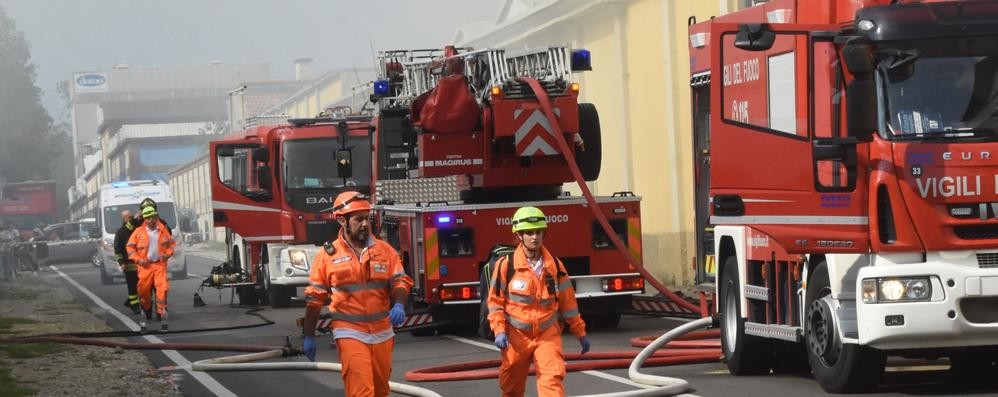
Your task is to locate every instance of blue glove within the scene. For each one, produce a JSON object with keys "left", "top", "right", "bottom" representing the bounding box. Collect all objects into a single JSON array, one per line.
[
  {"left": 579, "top": 336, "right": 591, "bottom": 354},
  {"left": 389, "top": 303, "right": 406, "bottom": 327},
  {"left": 494, "top": 332, "right": 509, "bottom": 349},
  {"left": 303, "top": 336, "right": 316, "bottom": 362}
]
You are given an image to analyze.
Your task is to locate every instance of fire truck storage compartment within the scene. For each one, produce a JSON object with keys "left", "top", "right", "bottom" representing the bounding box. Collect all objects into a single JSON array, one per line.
[{"left": 377, "top": 108, "right": 418, "bottom": 180}]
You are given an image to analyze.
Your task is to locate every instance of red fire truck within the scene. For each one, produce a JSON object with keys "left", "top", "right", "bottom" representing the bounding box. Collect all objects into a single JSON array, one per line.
[
  {"left": 0, "top": 180, "right": 57, "bottom": 239},
  {"left": 368, "top": 46, "right": 645, "bottom": 333},
  {"left": 690, "top": 0, "right": 998, "bottom": 392},
  {"left": 209, "top": 115, "right": 373, "bottom": 307}
]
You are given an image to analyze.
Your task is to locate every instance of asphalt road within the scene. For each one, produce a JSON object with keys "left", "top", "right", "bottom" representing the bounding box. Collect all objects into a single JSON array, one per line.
[{"left": 46, "top": 256, "right": 998, "bottom": 397}]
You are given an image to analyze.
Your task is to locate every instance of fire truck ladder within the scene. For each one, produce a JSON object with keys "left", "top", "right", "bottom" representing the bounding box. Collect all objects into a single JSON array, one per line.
[{"left": 376, "top": 45, "right": 578, "bottom": 103}]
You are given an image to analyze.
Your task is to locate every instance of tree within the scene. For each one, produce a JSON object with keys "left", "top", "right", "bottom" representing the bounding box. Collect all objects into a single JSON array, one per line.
[{"left": 0, "top": 5, "right": 55, "bottom": 182}]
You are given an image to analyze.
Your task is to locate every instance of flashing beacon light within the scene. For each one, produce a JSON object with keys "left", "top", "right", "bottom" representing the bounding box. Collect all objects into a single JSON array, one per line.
[
  {"left": 571, "top": 49, "right": 592, "bottom": 72},
  {"left": 111, "top": 181, "right": 130, "bottom": 188},
  {"left": 437, "top": 215, "right": 452, "bottom": 224},
  {"left": 373, "top": 79, "right": 390, "bottom": 97}
]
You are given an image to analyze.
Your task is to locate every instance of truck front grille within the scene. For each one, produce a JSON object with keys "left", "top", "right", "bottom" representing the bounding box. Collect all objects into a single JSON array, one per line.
[
  {"left": 978, "top": 253, "right": 998, "bottom": 269},
  {"left": 960, "top": 297, "right": 998, "bottom": 324},
  {"left": 954, "top": 226, "right": 998, "bottom": 240}
]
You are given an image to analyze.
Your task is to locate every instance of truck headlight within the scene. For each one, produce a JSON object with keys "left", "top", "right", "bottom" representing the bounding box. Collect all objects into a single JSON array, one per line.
[
  {"left": 288, "top": 249, "right": 308, "bottom": 270},
  {"left": 862, "top": 277, "right": 931, "bottom": 304}
]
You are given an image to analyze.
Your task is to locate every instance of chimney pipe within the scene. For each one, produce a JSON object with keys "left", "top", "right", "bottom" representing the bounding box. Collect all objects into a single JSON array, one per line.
[{"left": 294, "top": 58, "right": 314, "bottom": 81}]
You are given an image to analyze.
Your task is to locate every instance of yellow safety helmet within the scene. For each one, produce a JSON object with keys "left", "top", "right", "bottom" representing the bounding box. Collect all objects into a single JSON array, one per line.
[
  {"left": 511, "top": 206, "right": 547, "bottom": 233},
  {"left": 141, "top": 206, "right": 158, "bottom": 219}
]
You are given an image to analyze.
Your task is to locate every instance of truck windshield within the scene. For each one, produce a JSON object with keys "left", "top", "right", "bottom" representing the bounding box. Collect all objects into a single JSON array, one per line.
[
  {"left": 880, "top": 39, "right": 998, "bottom": 139},
  {"left": 102, "top": 203, "right": 178, "bottom": 234},
  {"left": 283, "top": 137, "right": 371, "bottom": 190}
]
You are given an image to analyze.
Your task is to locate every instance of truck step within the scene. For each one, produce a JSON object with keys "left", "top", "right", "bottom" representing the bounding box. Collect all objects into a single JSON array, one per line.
[
  {"left": 627, "top": 295, "right": 703, "bottom": 319},
  {"left": 744, "top": 284, "right": 770, "bottom": 301},
  {"left": 744, "top": 322, "right": 800, "bottom": 342}
]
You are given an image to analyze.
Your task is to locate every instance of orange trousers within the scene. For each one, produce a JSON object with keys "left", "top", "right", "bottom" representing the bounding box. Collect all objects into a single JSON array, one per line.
[
  {"left": 499, "top": 325, "right": 566, "bottom": 397},
  {"left": 336, "top": 337, "right": 395, "bottom": 397},
  {"left": 137, "top": 262, "right": 169, "bottom": 316}
]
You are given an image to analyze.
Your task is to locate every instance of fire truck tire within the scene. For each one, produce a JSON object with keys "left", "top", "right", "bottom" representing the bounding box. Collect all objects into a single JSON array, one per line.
[
  {"left": 233, "top": 250, "right": 259, "bottom": 306},
  {"left": 264, "top": 265, "right": 291, "bottom": 308},
  {"left": 99, "top": 263, "right": 113, "bottom": 285},
  {"left": 805, "top": 263, "right": 884, "bottom": 393},
  {"left": 576, "top": 103, "right": 601, "bottom": 182},
  {"left": 719, "top": 256, "right": 772, "bottom": 375},
  {"left": 588, "top": 312, "right": 621, "bottom": 328}
]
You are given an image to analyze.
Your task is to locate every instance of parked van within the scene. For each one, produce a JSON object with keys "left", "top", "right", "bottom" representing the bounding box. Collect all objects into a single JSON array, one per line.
[{"left": 95, "top": 180, "right": 187, "bottom": 284}]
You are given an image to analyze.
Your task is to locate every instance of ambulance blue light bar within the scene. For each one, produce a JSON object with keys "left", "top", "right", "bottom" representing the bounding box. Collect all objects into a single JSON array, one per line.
[
  {"left": 437, "top": 216, "right": 452, "bottom": 224},
  {"left": 571, "top": 49, "right": 592, "bottom": 72}
]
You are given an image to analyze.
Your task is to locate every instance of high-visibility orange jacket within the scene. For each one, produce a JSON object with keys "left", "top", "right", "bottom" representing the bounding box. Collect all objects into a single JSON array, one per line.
[
  {"left": 126, "top": 221, "right": 175, "bottom": 264},
  {"left": 487, "top": 246, "right": 586, "bottom": 338},
  {"left": 305, "top": 233, "right": 413, "bottom": 339}
]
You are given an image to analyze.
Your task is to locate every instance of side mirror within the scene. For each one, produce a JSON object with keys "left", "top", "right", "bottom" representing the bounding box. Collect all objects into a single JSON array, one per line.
[
  {"left": 253, "top": 147, "right": 270, "bottom": 164},
  {"left": 842, "top": 43, "right": 874, "bottom": 78},
  {"left": 336, "top": 149, "right": 353, "bottom": 179},
  {"left": 846, "top": 79, "right": 877, "bottom": 141},
  {"left": 734, "top": 24, "right": 776, "bottom": 51},
  {"left": 258, "top": 164, "right": 273, "bottom": 191},
  {"left": 217, "top": 146, "right": 235, "bottom": 157}
]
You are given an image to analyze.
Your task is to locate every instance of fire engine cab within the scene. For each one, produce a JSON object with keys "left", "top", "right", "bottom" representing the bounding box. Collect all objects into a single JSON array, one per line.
[
  {"left": 368, "top": 45, "right": 646, "bottom": 332},
  {"left": 690, "top": 0, "right": 998, "bottom": 392},
  {"left": 210, "top": 115, "right": 373, "bottom": 307}
]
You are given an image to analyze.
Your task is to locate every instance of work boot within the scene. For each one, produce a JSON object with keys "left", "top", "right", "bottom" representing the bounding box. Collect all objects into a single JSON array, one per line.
[
  {"left": 122, "top": 298, "right": 131, "bottom": 309},
  {"left": 130, "top": 303, "right": 141, "bottom": 315},
  {"left": 160, "top": 323, "right": 168, "bottom": 333},
  {"left": 143, "top": 309, "right": 152, "bottom": 320},
  {"left": 139, "top": 320, "right": 147, "bottom": 332},
  {"left": 156, "top": 313, "right": 162, "bottom": 322}
]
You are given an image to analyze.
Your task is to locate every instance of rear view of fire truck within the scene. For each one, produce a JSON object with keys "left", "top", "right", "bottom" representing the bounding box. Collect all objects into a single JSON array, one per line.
[
  {"left": 368, "top": 45, "right": 646, "bottom": 333},
  {"left": 210, "top": 116, "right": 373, "bottom": 307},
  {"left": 690, "top": 0, "right": 998, "bottom": 393}
]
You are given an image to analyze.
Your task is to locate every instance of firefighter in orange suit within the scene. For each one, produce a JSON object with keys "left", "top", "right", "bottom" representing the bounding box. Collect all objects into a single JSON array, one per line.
[
  {"left": 126, "top": 206, "right": 176, "bottom": 332},
  {"left": 487, "top": 206, "right": 591, "bottom": 397},
  {"left": 303, "top": 191, "right": 413, "bottom": 397}
]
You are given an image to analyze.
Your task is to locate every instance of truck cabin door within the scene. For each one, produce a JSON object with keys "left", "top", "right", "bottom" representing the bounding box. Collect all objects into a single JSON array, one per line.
[
  {"left": 211, "top": 143, "right": 287, "bottom": 240},
  {"left": 709, "top": 23, "right": 869, "bottom": 254}
]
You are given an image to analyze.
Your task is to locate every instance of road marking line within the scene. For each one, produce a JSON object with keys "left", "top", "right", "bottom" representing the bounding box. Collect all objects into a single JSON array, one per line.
[
  {"left": 443, "top": 335, "right": 652, "bottom": 390},
  {"left": 187, "top": 273, "right": 201, "bottom": 278},
  {"left": 49, "top": 265, "right": 237, "bottom": 397}
]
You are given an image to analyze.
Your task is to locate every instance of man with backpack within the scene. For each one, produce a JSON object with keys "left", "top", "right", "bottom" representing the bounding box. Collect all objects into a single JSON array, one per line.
[{"left": 486, "top": 206, "right": 591, "bottom": 397}]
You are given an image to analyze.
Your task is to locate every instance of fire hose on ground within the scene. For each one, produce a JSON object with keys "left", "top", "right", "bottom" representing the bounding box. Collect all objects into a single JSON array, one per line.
[
  {"left": 397, "top": 80, "right": 724, "bottom": 396},
  {"left": 4, "top": 335, "right": 443, "bottom": 397}
]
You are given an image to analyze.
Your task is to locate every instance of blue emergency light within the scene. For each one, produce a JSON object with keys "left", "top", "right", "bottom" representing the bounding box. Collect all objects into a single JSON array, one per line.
[
  {"left": 571, "top": 49, "right": 592, "bottom": 72},
  {"left": 373, "top": 79, "right": 390, "bottom": 97},
  {"left": 111, "top": 181, "right": 130, "bottom": 188},
  {"left": 437, "top": 215, "right": 452, "bottom": 224}
]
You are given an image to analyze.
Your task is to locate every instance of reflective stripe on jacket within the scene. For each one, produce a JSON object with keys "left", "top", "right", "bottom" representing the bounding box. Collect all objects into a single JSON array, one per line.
[
  {"left": 487, "top": 245, "right": 586, "bottom": 338},
  {"left": 126, "top": 221, "right": 175, "bottom": 264},
  {"left": 304, "top": 232, "right": 413, "bottom": 340}
]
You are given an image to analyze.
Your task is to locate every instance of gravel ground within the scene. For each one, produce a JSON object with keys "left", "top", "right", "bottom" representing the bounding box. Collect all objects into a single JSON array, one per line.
[{"left": 0, "top": 272, "right": 182, "bottom": 397}]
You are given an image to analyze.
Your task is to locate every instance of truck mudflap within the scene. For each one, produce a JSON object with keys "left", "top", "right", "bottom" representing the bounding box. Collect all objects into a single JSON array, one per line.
[
  {"left": 297, "top": 309, "right": 448, "bottom": 335},
  {"left": 624, "top": 293, "right": 712, "bottom": 319}
]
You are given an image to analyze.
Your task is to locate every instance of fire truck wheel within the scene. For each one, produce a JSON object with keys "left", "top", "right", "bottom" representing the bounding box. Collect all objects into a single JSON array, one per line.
[
  {"left": 805, "top": 263, "right": 884, "bottom": 393},
  {"left": 234, "top": 250, "right": 259, "bottom": 306},
  {"left": 719, "top": 256, "right": 772, "bottom": 375},
  {"left": 264, "top": 264, "right": 290, "bottom": 308},
  {"left": 576, "top": 103, "right": 602, "bottom": 182}
]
